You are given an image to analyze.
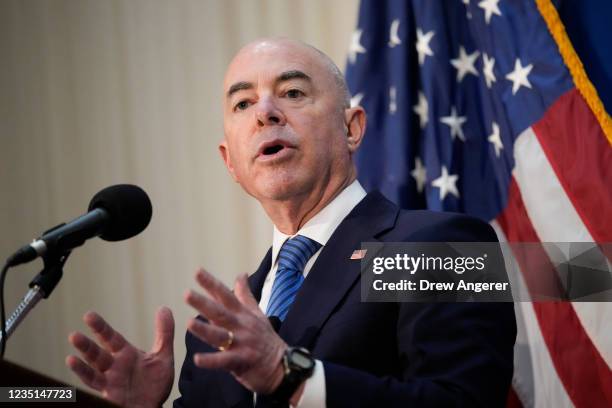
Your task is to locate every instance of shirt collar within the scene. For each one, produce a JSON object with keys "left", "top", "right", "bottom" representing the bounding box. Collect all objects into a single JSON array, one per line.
[{"left": 270, "top": 180, "right": 367, "bottom": 267}]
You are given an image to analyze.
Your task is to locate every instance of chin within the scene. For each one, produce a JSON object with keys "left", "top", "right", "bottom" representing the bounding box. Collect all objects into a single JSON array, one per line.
[{"left": 255, "top": 176, "right": 311, "bottom": 202}]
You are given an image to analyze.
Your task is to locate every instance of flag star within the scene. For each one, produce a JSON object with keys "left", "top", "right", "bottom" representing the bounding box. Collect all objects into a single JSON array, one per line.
[
  {"left": 506, "top": 58, "right": 533, "bottom": 95},
  {"left": 389, "top": 87, "right": 397, "bottom": 114},
  {"left": 348, "top": 29, "right": 366, "bottom": 64},
  {"left": 432, "top": 166, "right": 460, "bottom": 199},
  {"left": 482, "top": 53, "right": 496, "bottom": 88},
  {"left": 411, "top": 157, "right": 427, "bottom": 193},
  {"left": 350, "top": 92, "right": 364, "bottom": 108},
  {"left": 440, "top": 106, "right": 467, "bottom": 141},
  {"left": 478, "top": 0, "right": 502, "bottom": 24},
  {"left": 415, "top": 28, "right": 435, "bottom": 65},
  {"left": 388, "top": 19, "right": 402, "bottom": 48},
  {"left": 463, "top": 0, "right": 473, "bottom": 19},
  {"left": 413, "top": 91, "right": 429, "bottom": 128},
  {"left": 487, "top": 122, "right": 504, "bottom": 157},
  {"left": 451, "top": 46, "right": 480, "bottom": 82}
]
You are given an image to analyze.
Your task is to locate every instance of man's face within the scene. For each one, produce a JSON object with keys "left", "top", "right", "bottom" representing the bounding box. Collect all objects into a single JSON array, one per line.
[{"left": 220, "top": 40, "right": 352, "bottom": 203}]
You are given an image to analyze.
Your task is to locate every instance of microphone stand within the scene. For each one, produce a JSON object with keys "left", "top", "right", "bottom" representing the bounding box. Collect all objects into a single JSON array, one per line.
[{"left": 1, "top": 249, "right": 71, "bottom": 344}]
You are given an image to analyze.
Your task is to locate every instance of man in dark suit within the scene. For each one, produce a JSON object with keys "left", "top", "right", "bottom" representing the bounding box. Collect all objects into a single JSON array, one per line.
[{"left": 66, "top": 38, "right": 516, "bottom": 407}]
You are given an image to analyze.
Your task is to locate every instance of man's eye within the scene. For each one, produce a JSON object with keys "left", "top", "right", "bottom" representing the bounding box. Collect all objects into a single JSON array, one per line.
[
  {"left": 234, "top": 100, "right": 250, "bottom": 111},
  {"left": 286, "top": 89, "right": 304, "bottom": 99}
]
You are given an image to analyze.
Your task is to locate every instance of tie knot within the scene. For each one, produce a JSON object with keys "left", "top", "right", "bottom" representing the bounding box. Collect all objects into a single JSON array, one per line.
[{"left": 277, "top": 235, "right": 321, "bottom": 273}]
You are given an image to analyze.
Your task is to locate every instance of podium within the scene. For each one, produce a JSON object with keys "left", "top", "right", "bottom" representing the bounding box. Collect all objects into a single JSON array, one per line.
[{"left": 0, "top": 359, "right": 121, "bottom": 407}]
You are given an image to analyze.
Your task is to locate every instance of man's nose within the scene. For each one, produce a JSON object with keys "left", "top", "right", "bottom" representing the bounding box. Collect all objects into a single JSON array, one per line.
[{"left": 255, "top": 98, "right": 286, "bottom": 127}]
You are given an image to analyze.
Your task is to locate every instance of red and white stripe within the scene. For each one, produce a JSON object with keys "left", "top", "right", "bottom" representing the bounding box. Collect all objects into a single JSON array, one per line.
[{"left": 495, "top": 88, "right": 612, "bottom": 407}]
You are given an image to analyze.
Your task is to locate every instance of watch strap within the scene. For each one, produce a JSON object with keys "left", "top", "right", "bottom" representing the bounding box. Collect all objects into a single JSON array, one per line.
[{"left": 267, "top": 347, "right": 314, "bottom": 404}]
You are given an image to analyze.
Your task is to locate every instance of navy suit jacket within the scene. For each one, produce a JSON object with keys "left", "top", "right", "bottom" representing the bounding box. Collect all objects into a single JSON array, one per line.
[{"left": 174, "top": 192, "right": 516, "bottom": 407}]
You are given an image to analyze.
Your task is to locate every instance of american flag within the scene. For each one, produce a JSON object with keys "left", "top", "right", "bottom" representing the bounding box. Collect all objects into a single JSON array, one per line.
[{"left": 345, "top": 0, "right": 612, "bottom": 407}]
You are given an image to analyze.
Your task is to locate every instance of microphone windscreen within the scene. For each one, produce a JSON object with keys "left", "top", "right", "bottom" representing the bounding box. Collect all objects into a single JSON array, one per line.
[{"left": 88, "top": 184, "right": 153, "bottom": 241}]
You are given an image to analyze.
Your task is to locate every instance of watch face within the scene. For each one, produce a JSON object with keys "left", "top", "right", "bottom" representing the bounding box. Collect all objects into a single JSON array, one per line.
[{"left": 291, "top": 349, "right": 315, "bottom": 370}]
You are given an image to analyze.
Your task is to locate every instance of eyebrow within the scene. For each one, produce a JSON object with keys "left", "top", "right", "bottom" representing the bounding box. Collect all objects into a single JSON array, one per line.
[
  {"left": 227, "top": 81, "right": 253, "bottom": 98},
  {"left": 226, "top": 70, "right": 312, "bottom": 99},
  {"left": 277, "top": 70, "right": 312, "bottom": 83}
]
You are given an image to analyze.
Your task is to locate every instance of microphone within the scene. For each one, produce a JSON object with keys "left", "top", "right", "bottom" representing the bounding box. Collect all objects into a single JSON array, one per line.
[{"left": 6, "top": 184, "right": 152, "bottom": 267}]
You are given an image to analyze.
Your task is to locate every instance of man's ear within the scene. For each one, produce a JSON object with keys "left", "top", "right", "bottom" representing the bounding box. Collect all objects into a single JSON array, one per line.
[
  {"left": 218, "top": 140, "right": 239, "bottom": 182},
  {"left": 344, "top": 106, "right": 366, "bottom": 153}
]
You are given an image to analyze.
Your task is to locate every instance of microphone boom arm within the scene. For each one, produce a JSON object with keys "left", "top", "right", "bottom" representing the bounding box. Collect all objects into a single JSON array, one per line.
[{"left": 0, "top": 249, "right": 70, "bottom": 346}]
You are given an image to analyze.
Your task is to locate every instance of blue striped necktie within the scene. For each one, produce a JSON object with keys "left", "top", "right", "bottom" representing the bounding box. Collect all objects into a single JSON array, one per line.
[{"left": 266, "top": 235, "right": 322, "bottom": 321}]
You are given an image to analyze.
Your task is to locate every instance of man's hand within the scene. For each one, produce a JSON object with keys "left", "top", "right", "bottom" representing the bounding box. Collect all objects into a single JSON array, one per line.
[
  {"left": 185, "top": 268, "right": 287, "bottom": 395},
  {"left": 66, "top": 307, "right": 175, "bottom": 408}
]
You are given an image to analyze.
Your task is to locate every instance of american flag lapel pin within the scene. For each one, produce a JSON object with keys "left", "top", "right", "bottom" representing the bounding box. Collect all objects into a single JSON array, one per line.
[{"left": 350, "top": 249, "right": 367, "bottom": 260}]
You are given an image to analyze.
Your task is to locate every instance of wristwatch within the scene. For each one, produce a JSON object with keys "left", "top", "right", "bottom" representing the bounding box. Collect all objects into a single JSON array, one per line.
[{"left": 269, "top": 347, "right": 315, "bottom": 404}]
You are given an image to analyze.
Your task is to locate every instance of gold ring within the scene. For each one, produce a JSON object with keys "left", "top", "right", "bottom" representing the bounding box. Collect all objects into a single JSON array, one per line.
[{"left": 218, "top": 330, "right": 234, "bottom": 351}]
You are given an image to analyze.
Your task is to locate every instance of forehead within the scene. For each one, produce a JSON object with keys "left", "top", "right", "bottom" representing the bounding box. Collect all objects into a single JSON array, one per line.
[{"left": 223, "top": 41, "right": 329, "bottom": 92}]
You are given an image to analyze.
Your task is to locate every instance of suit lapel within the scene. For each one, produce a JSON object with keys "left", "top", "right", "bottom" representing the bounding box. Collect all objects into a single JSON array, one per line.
[
  {"left": 279, "top": 192, "right": 398, "bottom": 348},
  {"left": 249, "top": 247, "right": 272, "bottom": 301}
]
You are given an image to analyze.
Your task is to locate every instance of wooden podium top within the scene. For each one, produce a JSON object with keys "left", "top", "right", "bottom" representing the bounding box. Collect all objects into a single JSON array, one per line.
[{"left": 0, "top": 359, "right": 121, "bottom": 407}]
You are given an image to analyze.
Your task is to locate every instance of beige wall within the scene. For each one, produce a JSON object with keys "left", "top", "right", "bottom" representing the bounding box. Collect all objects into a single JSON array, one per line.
[{"left": 0, "top": 0, "right": 359, "bottom": 404}]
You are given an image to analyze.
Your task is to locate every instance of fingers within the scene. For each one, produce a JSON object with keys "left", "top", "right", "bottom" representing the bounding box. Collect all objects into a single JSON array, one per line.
[
  {"left": 152, "top": 306, "right": 175, "bottom": 355},
  {"left": 83, "top": 311, "right": 127, "bottom": 353},
  {"left": 68, "top": 331, "right": 113, "bottom": 372},
  {"left": 185, "top": 289, "right": 238, "bottom": 328},
  {"left": 195, "top": 268, "right": 241, "bottom": 311},
  {"left": 193, "top": 351, "right": 245, "bottom": 373},
  {"left": 187, "top": 318, "right": 235, "bottom": 350},
  {"left": 65, "top": 354, "right": 106, "bottom": 391},
  {"left": 234, "top": 274, "right": 262, "bottom": 315}
]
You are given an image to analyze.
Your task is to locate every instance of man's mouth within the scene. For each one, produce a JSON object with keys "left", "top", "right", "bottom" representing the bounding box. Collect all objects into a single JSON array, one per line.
[
  {"left": 256, "top": 139, "right": 295, "bottom": 161},
  {"left": 262, "top": 144, "right": 285, "bottom": 156}
]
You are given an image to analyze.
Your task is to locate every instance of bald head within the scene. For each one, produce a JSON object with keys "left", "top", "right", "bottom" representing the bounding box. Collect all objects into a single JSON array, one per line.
[
  {"left": 218, "top": 37, "right": 366, "bottom": 226},
  {"left": 225, "top": 38, "right": 350, "bottom": 110}
]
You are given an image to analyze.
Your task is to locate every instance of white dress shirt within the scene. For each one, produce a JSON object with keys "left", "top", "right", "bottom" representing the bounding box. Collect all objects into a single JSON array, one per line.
[{"left": 257, "top": 180, "right": 367, "bottom": 407}]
